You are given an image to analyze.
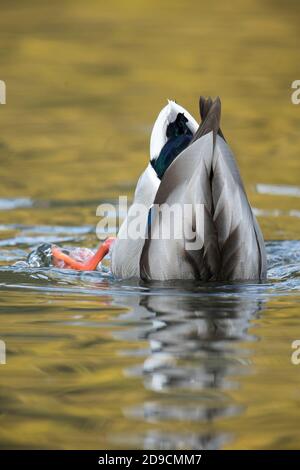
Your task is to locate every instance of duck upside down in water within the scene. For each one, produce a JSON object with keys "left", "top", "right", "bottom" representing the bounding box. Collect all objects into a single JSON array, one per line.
[{"left": 46, "top": 96, "right": 267, "bottom": 281}]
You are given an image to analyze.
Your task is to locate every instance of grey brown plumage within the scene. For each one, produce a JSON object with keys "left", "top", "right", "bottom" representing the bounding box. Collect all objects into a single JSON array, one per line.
[
  {"left": 111, "top": 97, "right": 267, "bottom": 281},
  {"left": 199, "top": 96, "right": 226, "bottom": 141},
  {"left": 139, "top": 97, "right": 267, "bottom": 281}
]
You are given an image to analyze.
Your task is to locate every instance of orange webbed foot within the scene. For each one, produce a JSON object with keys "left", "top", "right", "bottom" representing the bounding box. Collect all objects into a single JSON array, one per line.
[{"left": 52, "top": 237, "right": 115, "bottom": 271}]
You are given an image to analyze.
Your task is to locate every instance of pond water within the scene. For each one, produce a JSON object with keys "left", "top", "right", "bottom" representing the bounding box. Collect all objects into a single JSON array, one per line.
[{"left": 0, "top": 0, "right": 300, "bottom": 450}]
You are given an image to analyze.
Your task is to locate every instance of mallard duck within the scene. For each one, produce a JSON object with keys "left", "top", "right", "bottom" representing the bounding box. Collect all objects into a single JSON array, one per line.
[{"left": 51, "top": 97, "right": 267, "bottom": 281}]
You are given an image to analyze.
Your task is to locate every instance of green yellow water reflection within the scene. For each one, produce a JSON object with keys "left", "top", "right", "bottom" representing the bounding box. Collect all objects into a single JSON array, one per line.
[{"left": 0, "top": 0, "right": 300, "bottom": 449}]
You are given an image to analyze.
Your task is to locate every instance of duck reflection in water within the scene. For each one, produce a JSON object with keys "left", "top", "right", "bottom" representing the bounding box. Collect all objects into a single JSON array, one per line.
[{"left": 111, "top": 284, "right": 264, "bottom": 449}]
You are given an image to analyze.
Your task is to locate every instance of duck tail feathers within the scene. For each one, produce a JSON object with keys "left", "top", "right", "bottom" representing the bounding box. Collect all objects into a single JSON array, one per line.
[
  {"left": 191, "top": 96, "right": 221, "bottom": 145},
  {"left": 197, "top": 96, "right": 226, "bottom": 142}
]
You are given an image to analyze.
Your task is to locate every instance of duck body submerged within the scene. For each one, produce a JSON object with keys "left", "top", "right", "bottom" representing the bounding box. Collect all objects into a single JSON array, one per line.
[{"left": 111, "top": 97, "right": 267, "bottom": 282}]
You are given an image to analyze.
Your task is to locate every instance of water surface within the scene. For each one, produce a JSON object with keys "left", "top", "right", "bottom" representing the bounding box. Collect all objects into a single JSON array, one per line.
[{"left": 0, "top": 0, "right": 300, "bottom": 450}]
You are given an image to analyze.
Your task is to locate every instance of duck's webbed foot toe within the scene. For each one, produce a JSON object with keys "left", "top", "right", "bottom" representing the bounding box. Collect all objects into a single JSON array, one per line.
[
  {"left": 51, "top": 237, "right": 116, "bottom": 271},
  {"left": 51, "top": 246, "right": 92, "bottom": 270}
]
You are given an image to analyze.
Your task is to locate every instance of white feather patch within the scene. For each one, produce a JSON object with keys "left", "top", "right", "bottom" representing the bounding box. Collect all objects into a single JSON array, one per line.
[{"left": 149, "top": 100, "right": 198, "bottom": 161}]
